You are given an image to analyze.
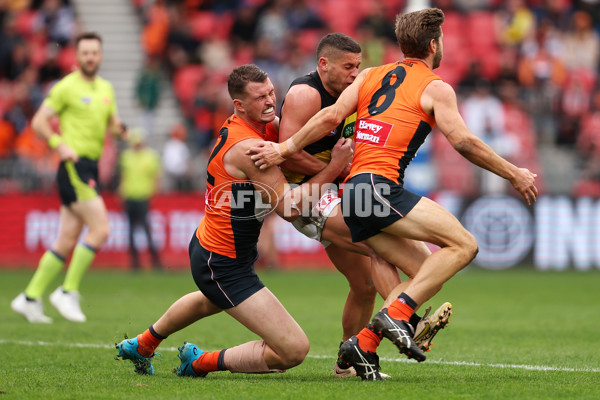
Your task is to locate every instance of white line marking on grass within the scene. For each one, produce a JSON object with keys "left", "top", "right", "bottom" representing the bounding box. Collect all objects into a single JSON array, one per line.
[
  {"left": 310, "top": 354, "right": 600, "bottom": 373},
  {"left": 2, "top": 339, "right": 599, "bottom": 374}
]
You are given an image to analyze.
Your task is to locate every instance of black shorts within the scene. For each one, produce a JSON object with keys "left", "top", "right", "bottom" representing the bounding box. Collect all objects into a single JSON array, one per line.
[
  {"left": 57, "top": 158, "right": 100, "bottom": 206},
  {"left": 189, "top": 235, "right": 264, "bottom": 310},
  {"left": 342, "top": 173, "right": 422, "bottom": 242}
]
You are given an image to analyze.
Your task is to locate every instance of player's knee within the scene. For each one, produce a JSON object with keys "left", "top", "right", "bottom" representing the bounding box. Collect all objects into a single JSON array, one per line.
[
  {"left": 460, "top": 232, "right": 479, "bottom": 264},
  {"left": 55, "top": 234, "right": 78, "bottom": 254},
  {"left": 349, "top": 280, "right": 377, "bottom": 300},
  {"left": 280, "top": 334, "right": 309, "bottom": 368},
  {"left": 344, "top": 267, "right": 377, "bottom": 299},
  {"left": 92, "top": 224, "right": 110, "bottom": 245}
]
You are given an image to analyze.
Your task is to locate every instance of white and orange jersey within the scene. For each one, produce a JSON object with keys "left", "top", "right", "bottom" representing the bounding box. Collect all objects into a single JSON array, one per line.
[{"left": 348, "top": 60, "right": 441, "bottom": 184}]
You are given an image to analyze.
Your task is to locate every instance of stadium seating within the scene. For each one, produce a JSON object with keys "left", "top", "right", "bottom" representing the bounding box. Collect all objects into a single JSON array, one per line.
[{"left": 173, "top": 64, "right": 206, "bottom": 113}]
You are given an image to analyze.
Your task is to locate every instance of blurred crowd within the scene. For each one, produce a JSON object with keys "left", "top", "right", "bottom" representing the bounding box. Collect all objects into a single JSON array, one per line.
[{"left": 2, "top": 0, "right": 600, "bottom": 197}]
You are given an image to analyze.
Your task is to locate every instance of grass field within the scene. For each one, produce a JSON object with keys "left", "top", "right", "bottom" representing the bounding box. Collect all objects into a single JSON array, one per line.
[{"left": 1, "top": 267, "right": 599, "bottom": 399}]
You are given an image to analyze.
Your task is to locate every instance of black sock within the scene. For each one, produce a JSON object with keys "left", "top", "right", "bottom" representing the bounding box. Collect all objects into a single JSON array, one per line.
[
  {"left": 398, "top": 292, "right": 418, "bottom": 309},
  {"left": 149, "top": 324, "right": 168, "bottom": 340},
  {"left": 409, "top": 313, "right": 421, "bottom": 330}
]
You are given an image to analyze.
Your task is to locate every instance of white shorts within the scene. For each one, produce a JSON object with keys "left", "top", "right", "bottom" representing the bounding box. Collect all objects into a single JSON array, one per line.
[{"left": 291, "top": 188, "right": 341, "bottom": 247}]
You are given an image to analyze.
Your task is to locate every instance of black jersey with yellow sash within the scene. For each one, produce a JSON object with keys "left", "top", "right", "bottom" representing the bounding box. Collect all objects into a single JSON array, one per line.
[{"left": 282, "top": 70, "right": 356, "bottom": 184}]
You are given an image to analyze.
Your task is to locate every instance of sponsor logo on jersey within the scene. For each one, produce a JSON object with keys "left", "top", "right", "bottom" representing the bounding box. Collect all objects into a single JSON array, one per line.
[
  {"left": 355, "top": 118, "right": 392, "bottom": 146},
  {"left": 81, "top": 96, "right": 91, "bottom": 105}
]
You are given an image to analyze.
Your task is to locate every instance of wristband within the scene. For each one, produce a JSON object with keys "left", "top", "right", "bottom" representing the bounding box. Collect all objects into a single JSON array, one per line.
[{"left": 48, "top": 134, "right": 63, "bottom": 149}]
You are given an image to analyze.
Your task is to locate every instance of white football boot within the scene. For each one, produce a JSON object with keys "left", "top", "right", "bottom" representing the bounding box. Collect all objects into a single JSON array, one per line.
[
  {"left": 50, "top": 286, "right": 86, "bottom": 322},
  {"left": 11, "top": 293, "right": 53, "bottom": 323}
]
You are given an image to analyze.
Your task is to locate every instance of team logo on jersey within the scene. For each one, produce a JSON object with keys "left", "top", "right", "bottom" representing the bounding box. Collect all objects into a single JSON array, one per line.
[
  {"left": 103, "top": 97, "right": 111, "bottom": 105},
  {"left": 343, "top": 113, "right": 357, "bottom": 138},
  {"left": 355, "top": 118, "right": 392, "bottom": 146},
  {"left": 342, "top": 121, "right": 355, "bottom": 138}
]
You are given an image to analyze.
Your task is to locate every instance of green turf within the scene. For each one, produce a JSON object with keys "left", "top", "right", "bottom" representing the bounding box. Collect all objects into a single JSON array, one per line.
[{"left": 1, "top": 267, "right": 599, "bottom": 399}]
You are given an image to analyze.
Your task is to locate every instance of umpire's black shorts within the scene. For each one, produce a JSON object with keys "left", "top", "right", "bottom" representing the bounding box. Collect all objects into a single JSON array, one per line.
[
  {"left": 57, "top": 158, "right": 100, "bottom": 206},
  {"left": 189, "top": 234, "right": 264, "bottom": 310}
]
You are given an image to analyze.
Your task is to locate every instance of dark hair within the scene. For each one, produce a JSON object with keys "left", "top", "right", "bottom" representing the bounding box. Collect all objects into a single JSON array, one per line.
[
  {"left": 227, "top": 64, "right": 269, "bottom": 100},
  {"left": 316, "top": 32, "right": 361, "bottom": 60},
  {"left": 75, "top": 32, "right": 103, "bottom": 48},
  {"left": 395, "top": 8, "right": 444, "bottom": 59}
]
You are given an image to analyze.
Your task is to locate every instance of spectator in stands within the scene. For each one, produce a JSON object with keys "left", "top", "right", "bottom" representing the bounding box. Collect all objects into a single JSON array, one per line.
[
  {"left": 518, "top": 24, "right": 566, "bottom": 144},
  {"left": 562, "top": 10, "right": 600, "bottom": 73},
  {"left": 4, "top": 0, "right": 600, "bottom": 200},
  {"left": 230, "top": 3, "right": 259, "bottom": 47},
  {"left": 162, "top": 122, "right": 192, "bottom": 191},
  {"left": 577, "top": 89, "right": 600, "bottom": 165},
  {"left": 198, "top": 35, "right": 233, "bottom": 73},
  {"left": 356, "top": 21, "right": 386, "bottom": 69},
  {"left": 457, "top": 60, "right": 485, "bottom": 96},
  {"left": 460, "top": 78, "right": 514, "bottom": 194},
  {"left": 0, "top": 15, "right": 23, "bottom": 80},
  {"left": 5, "top": 38, "right": 29, "bottom": 80},
  {"left": 0, "top": 117, "right": 16, "bottom": 159},
  {"left": 357, "top": 2, "right": 396, "bottom": 42},
  {"left": 273, "top": 40, "right": 312, "bottom": 98},
  {"left": 573, "top": 89, "right": 600, "bottom": 196},
  {"left": 4, "top": 77, "right": 41, "bottom": 137},
  {"left": 255, "top": 1, "right": 288, "bottom": 47},
  {"left": 38, "top": 44, "right": 63, "bottom": 85},
  {"left": 460, "top": 78, "right": 507, "bottom": 152},
  {"left": 496, "top": 0, "right": 535, "bottom": 48},
  {"left": 531, "top": 0, "right": 571, "bottom": 31},
  {"left": 119, "top": 127, "right": 162, "bottom": 270},
  {"left": 165, "top": 3, "right": 198, "bottom": 67},
  {"left": 283, "top": 0, "right": 324, "bottom": 31},
  {"left": 558, "top": 72, "right": 594, "bottom": 145},
  {"left": 135, "top": 55, "right": 162, "bottom": 137},
  {"left": 141, "top": 0, "right": 169, "bottom": 58},
  {"left": 190, "top": 75, "right": 217, "bottom": 153},
  {"left": 39, "top": 0, "right": 76, "bottom": 47}
]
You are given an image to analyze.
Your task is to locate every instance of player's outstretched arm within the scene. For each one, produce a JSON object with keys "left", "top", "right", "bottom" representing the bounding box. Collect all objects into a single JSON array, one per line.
[
  {"left": 248, "top": 69, "right": 368, "bottom": 170},
  {"left": 426, "top": 80, "right": 538, "bottom": 205},
  {"left": 235, "top": 138, "right": 352, "bottom": 221}
]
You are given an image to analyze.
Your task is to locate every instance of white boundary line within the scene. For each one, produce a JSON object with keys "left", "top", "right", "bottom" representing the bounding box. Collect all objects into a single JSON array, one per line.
[{"left": 2, "top": 338, "right": 599, "bottom": 374}]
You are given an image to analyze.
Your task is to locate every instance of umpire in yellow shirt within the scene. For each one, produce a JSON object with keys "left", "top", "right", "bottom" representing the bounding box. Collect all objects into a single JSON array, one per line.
[
  {"left": 11, "top": 32, "right": 127, "bottom": 323},
  {"left": 119, "top": 127, "right": 162, "bottom": 271}
]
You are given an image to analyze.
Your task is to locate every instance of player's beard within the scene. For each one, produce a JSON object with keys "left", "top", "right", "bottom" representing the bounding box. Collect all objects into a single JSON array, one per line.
[
  {"left": 80, "top": 63, "right": 99, "bottom": 78},
  {"left": 432, "top": 47, "right": 442, "bottom": 69}
]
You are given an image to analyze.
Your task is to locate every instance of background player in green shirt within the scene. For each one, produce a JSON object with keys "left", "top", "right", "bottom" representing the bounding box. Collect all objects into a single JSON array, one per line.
[
  {"left": 118, "top": 128, "right": 162, "bottom": 270},
  {"left": 11, "top": 32, "right": 127, "bottom": 323}
]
